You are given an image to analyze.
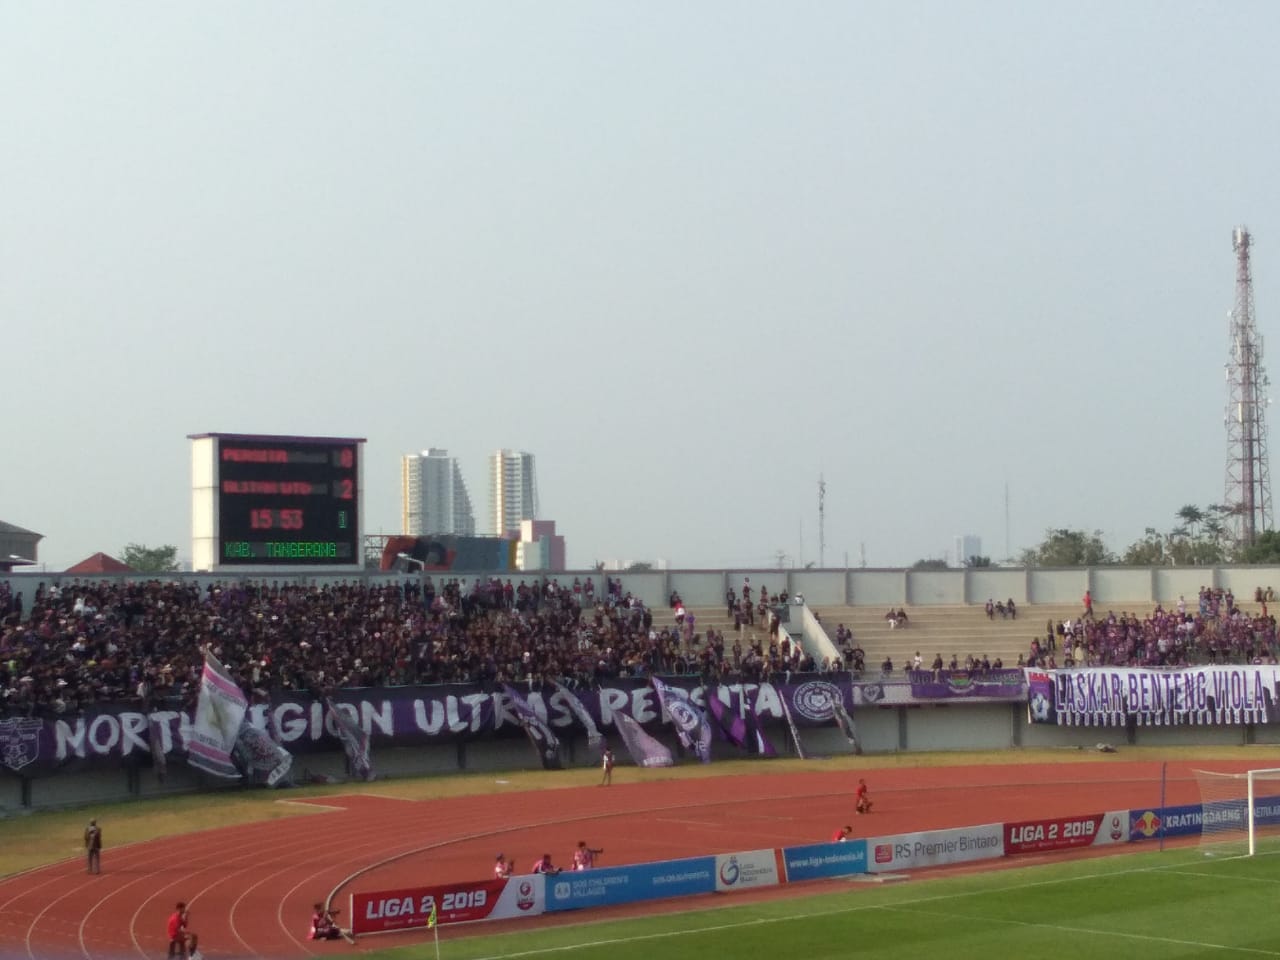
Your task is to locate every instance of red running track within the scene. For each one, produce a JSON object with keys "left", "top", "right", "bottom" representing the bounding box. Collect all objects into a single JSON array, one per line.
[{"left": 0, "top": 759, "right": 1243, "bottom": 959}]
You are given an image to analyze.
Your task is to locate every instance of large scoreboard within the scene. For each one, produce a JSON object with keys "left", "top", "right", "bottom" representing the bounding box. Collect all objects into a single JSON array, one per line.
[{"left": 190, "top": 433, "right": 365, "bottom": 570}]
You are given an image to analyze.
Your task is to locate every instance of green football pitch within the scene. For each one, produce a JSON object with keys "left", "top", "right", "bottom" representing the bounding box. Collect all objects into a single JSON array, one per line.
[{"left": 352, "top": 847, "right": 1280, "bottom": 960}]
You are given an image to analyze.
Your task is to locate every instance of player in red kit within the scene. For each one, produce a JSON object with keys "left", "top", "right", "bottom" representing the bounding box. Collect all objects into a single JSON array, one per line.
[
  {"left": 831, "top": 825, "right": 853, "bottom": 842},
  {"left": 166, "top": 902, "right": 198, "bottom": 959},
  {"left": 855, "top": 779, "right": 873, "bottom": 814}
]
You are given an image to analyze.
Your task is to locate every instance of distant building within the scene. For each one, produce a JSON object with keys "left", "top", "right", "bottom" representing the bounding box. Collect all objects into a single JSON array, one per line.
[
  {"left": 953, "top": 534, "right": 983, "bottom": 568},
  {"left": 401, "top": 449, "right": 476, "bottom": 537},
  {"left": 0, "top": 520, "right": 42, "bottom": 572},
  {"left": 488, "top": 449, "right": 538, "bottom": 536},
  {"left": 515, "top": 519, "right": 566, "bottom": 572},
  {"left": 65, "top": 552, "right": 134, "bottom": 575}
]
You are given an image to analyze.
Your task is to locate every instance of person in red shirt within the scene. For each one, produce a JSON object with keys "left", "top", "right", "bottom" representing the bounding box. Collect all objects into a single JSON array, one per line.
[
  {"left": 166, "top": 903, "right": 198, "bottom": 959},
  {"left": 531, "top": 853, "right": 561, "bottom": 875},
  {"left": 855, "top": 779, "right": 873, "bottom": 814},
  {"left": 831, "top": 825, "right": 853, "bottom": 842},
  {"left": 572, "top": 841, "right": 602, "bottom": 871},
  {"left": 308, "top": 902, "right": 356, "bottom": 944}
]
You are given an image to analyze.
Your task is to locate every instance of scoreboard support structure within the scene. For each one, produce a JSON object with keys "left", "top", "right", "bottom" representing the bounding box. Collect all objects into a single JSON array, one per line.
[{"left": 190, "top": 433, "right": 366, "bottom": 572}]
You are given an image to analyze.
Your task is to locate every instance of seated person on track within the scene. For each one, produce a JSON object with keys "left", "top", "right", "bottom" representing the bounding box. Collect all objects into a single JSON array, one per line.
[{"left": 308, "top": 902, "right": 356, "bottom": 944}]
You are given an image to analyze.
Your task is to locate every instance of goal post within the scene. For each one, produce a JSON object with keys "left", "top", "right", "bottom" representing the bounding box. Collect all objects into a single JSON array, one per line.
[{"left": 1193, "top": 767, "right": 1280, "bottom": 856}]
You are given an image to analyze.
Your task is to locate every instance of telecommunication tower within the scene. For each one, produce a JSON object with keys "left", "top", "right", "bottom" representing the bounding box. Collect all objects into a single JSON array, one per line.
[
  {"left": 1224, "top": 226, "right": 1273, "bottom": 548},
  {"left": 817, "top": 473, "right": 826, "bottom": 568}
]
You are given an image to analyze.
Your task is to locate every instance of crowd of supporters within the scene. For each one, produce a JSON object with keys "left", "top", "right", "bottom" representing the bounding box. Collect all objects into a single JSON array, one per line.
[
  {"left": 1023, "top": 586, "right": 1279, "bottom": 669},
  {"left": 0, "top": 575, "right": 821, "bottom": 719}
]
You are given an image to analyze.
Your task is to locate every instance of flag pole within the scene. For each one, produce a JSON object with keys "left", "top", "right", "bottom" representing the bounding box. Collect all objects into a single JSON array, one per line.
[{"left": 428, "top": 903, "right": 440, "bottom": 960}]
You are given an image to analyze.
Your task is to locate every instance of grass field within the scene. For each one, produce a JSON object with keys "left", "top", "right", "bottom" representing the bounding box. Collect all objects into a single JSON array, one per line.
[{"left": 344, "top": 846, "right": 1280, "bottom": 960}]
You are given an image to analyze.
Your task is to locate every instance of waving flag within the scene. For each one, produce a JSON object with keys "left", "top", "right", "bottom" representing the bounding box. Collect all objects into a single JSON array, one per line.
[
  {"left": 778, "top": 694, "right": 808, "bottom": 759},
  {"left": 833, "top": 702, "right": 862, "bottom": 755},
  {"left": 707, "top": 688, "right": 748, "bottom": 748},
  {"left": 614, "top": 713, "right": 674, "bottom": 767},
  {"left": 148, "top": 713, "right": 168, "bottom": 782},
  {"left": 502, "top": 685, "right": 562, "bottom": 770},
  {"left": 325, "top": 699, "right": 375, "bottom": 781},
  {"left": 651, "top": 677, "right": 711, "bottom": 763},
  {"left": 553, "top": 681, "right": 604, "bottom": 757},
  {"left": 744, "top": 699, "right": 779, "bottom": 757},
  {"left": 233, "top": 722, "right": 293, "bottom": 786},
  {"left": 188, "top": 651, "right": 247, "bottom": 779}
]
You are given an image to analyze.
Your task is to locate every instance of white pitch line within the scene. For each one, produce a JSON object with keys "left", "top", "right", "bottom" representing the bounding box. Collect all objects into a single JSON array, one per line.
[
  {"left": 273, "top": 799, "right": 348, "bottom": 811},
  {"left": 461, "top": 856, "right": 1254, "bottom": 960},
  {"left": 875, "top": 904, "right": 1280, "bottom": 957},
  {"left": 1161, "top": 868, "right": 1280, "bottom": 885}
]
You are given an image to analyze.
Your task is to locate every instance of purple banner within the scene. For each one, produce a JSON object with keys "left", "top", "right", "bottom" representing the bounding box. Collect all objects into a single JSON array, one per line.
[
  {"left": 1, "top": 677, "right": 865, "bottom": 777},
  {"left": 853, "top": 669, "right": 1027, "bottom": 706}
]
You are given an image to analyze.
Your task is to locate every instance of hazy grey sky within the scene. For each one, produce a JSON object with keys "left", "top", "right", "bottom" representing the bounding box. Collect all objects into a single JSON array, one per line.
[{"left": 4, "top": 2, "right": 1279, "bottom": 571}]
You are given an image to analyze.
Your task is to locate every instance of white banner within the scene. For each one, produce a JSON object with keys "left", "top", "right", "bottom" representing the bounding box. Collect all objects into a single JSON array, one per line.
[
  {"left": 867, "top": 823, "right": 1004, "bottom": 873},
  {"left": 1049, "top": 666, "right": 1280, "bottom": 727},
  {"left": 714, "top": 849, "right": 780, "bottom": 892}
]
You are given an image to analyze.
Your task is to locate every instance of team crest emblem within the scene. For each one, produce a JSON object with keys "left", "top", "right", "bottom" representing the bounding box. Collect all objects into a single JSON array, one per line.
[{"left": 0, "top": 718, "right": 43, "bottom": 772}]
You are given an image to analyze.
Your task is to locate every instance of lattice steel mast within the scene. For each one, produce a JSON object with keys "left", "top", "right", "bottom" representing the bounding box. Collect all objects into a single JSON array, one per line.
[{"left": 1224, "top": 226, "right": 1273, "bottom": 548}]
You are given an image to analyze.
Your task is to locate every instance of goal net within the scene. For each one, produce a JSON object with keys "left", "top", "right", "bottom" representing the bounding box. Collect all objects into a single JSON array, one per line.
[{"left": 1194, "top": 768, "right": 1280, "bottom": 857}]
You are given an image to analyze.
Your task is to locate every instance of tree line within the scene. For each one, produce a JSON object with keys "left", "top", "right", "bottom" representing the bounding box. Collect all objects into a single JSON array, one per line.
[{"left": 912, "top": 504, "right": 1280, "bottom": 569}]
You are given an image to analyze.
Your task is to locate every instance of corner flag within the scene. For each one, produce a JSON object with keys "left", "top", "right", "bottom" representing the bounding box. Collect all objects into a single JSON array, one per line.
[{"left": 427, "top": 898, "right": 440, "bottom": 960}]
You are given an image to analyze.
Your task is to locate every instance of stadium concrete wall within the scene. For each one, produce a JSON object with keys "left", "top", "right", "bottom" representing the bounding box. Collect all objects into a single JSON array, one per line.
[{"left": 10, "top": 565, "right": 1280, "bottom": 610}]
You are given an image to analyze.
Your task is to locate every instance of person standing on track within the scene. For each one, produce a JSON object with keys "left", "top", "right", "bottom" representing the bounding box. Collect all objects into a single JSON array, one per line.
[
  {"left": 855, "top": 778, "right": 873, "bottom": 814},
  {"left": 572, "top": 841, "right": 603, "bottom": 870},
  {"left": 84, "top": 818, "right": 102, "bottom": 874},
  {"left": 494, "top": 853, "right": 512, "bottom": 879}
]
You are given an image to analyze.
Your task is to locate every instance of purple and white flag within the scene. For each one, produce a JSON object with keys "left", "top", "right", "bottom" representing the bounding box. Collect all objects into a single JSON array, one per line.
[
  {"left": 832, "top": 702, "right": 861, "bottom": 755},
  {"left": 148, "top": 713, "right": 168, "bottom": 782},
  {"left": 234, "top": 722, "right": 293, "bottom": 787},
  {"left": 613, "top": 712, "right": 674, "bottom": 767},
  {"left": 553, "top": 681, "right": 604, "bottom": 756},
  {"left": 745, "top": 699, "right": 779, "bottom": 757},
  {"left": 325, "top": 699, "right": 375, "bottom": 781},
  {"left": 503, "top": 685, "right": 562, "bottom": 770},
  {"left": 652, "top": 677, "right": 711, "bottom": 763},
  {"left": 778, "top": 694, "right": 808, "bottom": 759},
  {"left": 188, "top": 652, "right": 247, "bottom": 779},
  {"left": 707, "top": 689, "right": 748, "bottom": 748}
]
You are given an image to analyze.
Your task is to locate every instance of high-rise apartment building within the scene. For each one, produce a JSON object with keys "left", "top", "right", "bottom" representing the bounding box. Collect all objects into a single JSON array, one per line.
[
  {"left": 953, "top": 534, "right": 983, "bottom": 568},
  {"left": 401, "top": 449, "right": 476, "bottom": 536},
  {"left": 489, "top": 449, "right": 538, "bottom": 536}
]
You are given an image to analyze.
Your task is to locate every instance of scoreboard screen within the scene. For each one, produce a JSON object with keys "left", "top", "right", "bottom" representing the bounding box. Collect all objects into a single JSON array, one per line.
[{"left": 215, "top": 436, "right": 360, "bottom": 565}]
